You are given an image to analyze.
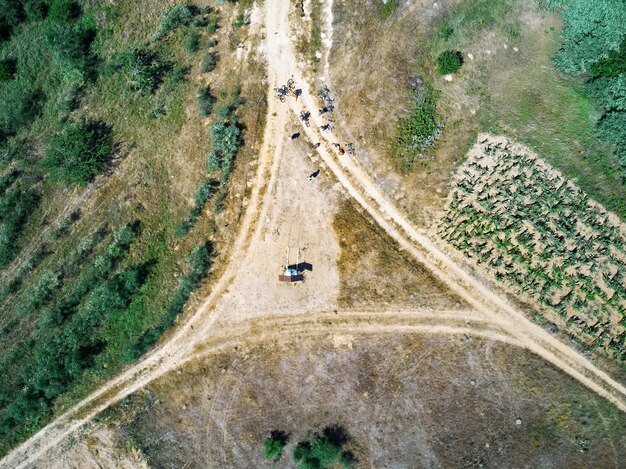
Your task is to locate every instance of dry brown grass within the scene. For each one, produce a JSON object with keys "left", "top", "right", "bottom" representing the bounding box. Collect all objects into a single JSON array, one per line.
[
  {"left": 333, "top": 198, "right": 464, "bottom": 309},
  {"left": 93, "top": 332, "right": 626, "bottom": 468}
]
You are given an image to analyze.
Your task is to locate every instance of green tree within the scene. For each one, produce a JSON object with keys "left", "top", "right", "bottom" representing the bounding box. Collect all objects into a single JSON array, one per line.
[
  {"left": 543, "top": 0, "right": 626, "bottom": 74},
  {"left": 44, "top": 120, "right": 114, "bottom": 185},
  {"left": 263, "top": 430, "right": 288, "bottom": 462}
]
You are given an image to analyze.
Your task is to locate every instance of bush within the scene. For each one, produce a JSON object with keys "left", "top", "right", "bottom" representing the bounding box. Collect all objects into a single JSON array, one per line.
[
  {"left": 0, "top": 58, "right": 16, "bottom": 81},
  {"left": 395, "top": 86, "right": 440, "bottom": 167},
  {"left": 264, "top": 431, "right": 289, "bottom": 462},
  {"left": 292, "top": 427, "right": 354, "bottom": 469},
  {"left": 0, "top": 182, "right": 40, "bottom": 266},
  {"left": 184, "top": 31, "right": 200, "bottom": 53},
  {"left": 206, "top": 12, "right": 218, "bottom": 34},
  {"left": 152, "top": 4, "right": 193, "bottom": 41},
  {"left": 0, "top": 85, "right": 46, "bottom": 139},
  {"left": 44, "top": 120, "right": 114, "bottom": 185},
  {"left": 197, "top": 86, "right": 216, "bottom": 117},
  {"left": 201, "top": 52, "right": 216, "bottom": 73},
  {"left": 437, "top": 50, "right": 463, "bottom": 74},
  {"left": 107, "top": 48, "right": 171, "bottom": 94}
]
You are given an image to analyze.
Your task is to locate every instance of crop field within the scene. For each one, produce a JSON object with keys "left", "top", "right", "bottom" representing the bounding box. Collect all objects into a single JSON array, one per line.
[{"left": 438, "top": 136, "right": 626, "bottom": 360}]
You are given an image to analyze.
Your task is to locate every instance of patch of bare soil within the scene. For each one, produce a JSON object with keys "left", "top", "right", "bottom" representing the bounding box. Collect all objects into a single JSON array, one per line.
[
  {"left": 93, "top": 333, "right": 626, "bottom": 468},
  {"left": 333, "top": 199, "right": 466, "bottom": 310},
  {"left": 48, "top": 426, "right": 147, "bottom": 469}
]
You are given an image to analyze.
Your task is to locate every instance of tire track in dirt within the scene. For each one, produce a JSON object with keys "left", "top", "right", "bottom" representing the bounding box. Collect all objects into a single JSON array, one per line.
[
  {"left": 269, "top": 0, "right": 626, "bottom": 411},
  {"left": 0, "top": 310, "right": 512, "bottom": 469}
]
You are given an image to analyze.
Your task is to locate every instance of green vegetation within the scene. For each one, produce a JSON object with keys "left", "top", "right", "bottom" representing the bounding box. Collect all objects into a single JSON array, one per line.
[
  {"left": 130, "top": 242, "right": 214, "bottom": 357},
  {"left": 207, "top": 90, "right": 242, "bottom": 195},
  {"left": 184, "top": 30, "right": 201, "bottom": 53},
  {"left": 540, "top": 0, "right": 626, "bottom": 172},
  {"left": 293, "top": 426, "right": 354, "bottom": 469},
  {"left": 379, "top": 0, "right": 399, "bottom": 17},
  {"left": 263, "top": 430, "right": 288, "bottom": 462},
  {"left": 197, "top": 86, "right": 216, "bottom": 117},
  {"left": 152, "top": 4, "right": 193, "bottom": 41},
  {"left": 261, "top": 426, "right": 354, "bottom": 469},
  {"left": 0, "top": 181, "right": 39, "bottom": 266},
  {"left": 175, "top": 179, "right": 216, "bottom": 236},
  {"left": 439, "top": 138, "right": 626, "bottom": 360},
  {"left": 44, "top": 120, "right": 113, "bottom": 185},
  {"left": 0, "top": 0, "right": 254, "bottom": 458},
  {"left": 395, "top": 85, "right": 440, "bottom": 169},
  {"left": 201, "top": 52, "right": 217, "bottom": 73},
  {"left": 437, "top": 50, "right": 463, "bottom": 74}
]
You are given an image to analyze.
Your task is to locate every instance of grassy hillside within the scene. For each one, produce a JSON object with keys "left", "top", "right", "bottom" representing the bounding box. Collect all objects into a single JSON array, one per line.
[{"left": 0, "top": 0, "right": 263, "bottom": 457}]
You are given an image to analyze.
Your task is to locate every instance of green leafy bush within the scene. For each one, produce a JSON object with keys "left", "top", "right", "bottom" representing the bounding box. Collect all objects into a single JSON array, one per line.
[
  {"left": 175, "top": 179, "right": 215, "bottom": 236},
  {"left": 292, "top": 426, "right": 354, "bottom": 469},
  {"left": 0, "top": 182, "right": 39, "bottom": 266},
  {"left": 395, "top": 86, "right": 440, "bottom": 168},
  {"left": 184, "top": 31, "right": 200, "bottom": 53},
  {"left": 131, "top": 242, "right": 214, "bottom": 356},
  {"left": 152, "top": 4, "right": 193, "bottom": 41},
  {"left": 44, "top": 120, "right": 113, "bottom": 185},
  {"left": 206, "top": 11, "right": 218, "bottom": 34},
  {"left": 107, "top": 48, "right": 170, "bottom": 94},
  {"left": 201, "top": 52, "right": 217, "bottom": 72},
  {"left": 437, "top": 50, "right": 463, "bottom": 74},
  {"left": 264, "top": 431, "right": 289, "bottom": 462},
  {"left": 197, "top": 86, "right": 216, "bottom": 117},
  {"left": 0, "top": 58, "right": 16, "bottom": 81}
]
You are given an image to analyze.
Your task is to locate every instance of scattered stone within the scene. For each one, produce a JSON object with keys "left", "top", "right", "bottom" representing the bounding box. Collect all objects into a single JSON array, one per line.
[
  {"left": 467, "top": 53, "right": 474, "bottom": 60},
  {"left": 444, "top": 74, "right": 453, "bottom": 82},
  {"left": 470, "top": 380, "right": 476, "bottom": 386},
  {"left": 513, "top": 46, "right": 519, "bottom": 52},
  {"left": 516, "top": 418, "right": 522, "bottom": 425}
]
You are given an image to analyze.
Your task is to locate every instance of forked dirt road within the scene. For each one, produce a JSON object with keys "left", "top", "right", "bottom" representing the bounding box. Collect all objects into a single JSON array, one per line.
[
  {"left": 263, "top": 0, "right": 626, "bottom": 409},
  {"left": 1, "top": 0, "right": 626, "bottom": 467}
]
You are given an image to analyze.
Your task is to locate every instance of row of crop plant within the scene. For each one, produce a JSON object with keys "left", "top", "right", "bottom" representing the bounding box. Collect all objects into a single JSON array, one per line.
[{"left": 438, "top": 136, "right": 626, "bottom": 360}]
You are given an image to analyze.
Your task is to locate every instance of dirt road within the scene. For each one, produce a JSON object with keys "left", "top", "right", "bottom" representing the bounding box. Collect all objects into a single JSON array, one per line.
[
  {"left": 2, "top": 0, "right": 626, "bottom": 467},
  {"left": 264, "top": 0, "right": 626, "bottom": 410}
]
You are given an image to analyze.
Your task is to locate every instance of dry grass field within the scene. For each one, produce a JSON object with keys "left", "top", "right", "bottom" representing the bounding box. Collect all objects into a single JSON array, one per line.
[
  {"left": 86, "top": 332, "right": 626, "bottom": 468},
  {"left": 333, "top": 199, "right": 465, "bottom": 310}
]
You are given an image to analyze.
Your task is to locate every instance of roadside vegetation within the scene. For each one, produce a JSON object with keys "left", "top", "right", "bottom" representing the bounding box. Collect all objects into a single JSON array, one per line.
[{"left": 0, "top": 0, "right": 262, "bottom": 458}]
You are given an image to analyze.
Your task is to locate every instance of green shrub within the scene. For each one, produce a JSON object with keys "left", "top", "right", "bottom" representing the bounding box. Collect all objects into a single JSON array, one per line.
[
  {"left": 184, "top": 31, "right": 200, "bottom": 53},
  {"left": 0, "top": 58, "right": 16, "bottom": 81},
  {"left": 596, "top": 111, "right": 626, "bottom": 165},
  {"left": 197, "top": 86, "right": 216, "bottom": 117},
  {"left": 437, "top": 50, "right": 463, "bottom": 74},
  {"left": 107, "top": 48, "right": 170, "bottom": 94},
  {"left": 0, "top": 85, "right": 46, "bottom": 139},
  {"left": 292, "top": 427, "right": 354, "bottom": 469},
  {"left": 264, "top": 431, "right": 288, "bottom": 462},
  {"left": 395, "top": 86, "right": 440, "bottom": 167},
  {"left": 0, "top": 182, "right": 39, "bottom": 266},
  {"left": 233, "top": 13, "right": 246, "bottom": 29},
  {"left": 152, "top": 4, "right": 193, "bottom": 41},
  {"left": 206, "top": 12, "right": 218, "bottom": 34},
  {"left": 201, "top": 52, "right": 217, "bottom": 72},
  {"left": 44, "top": 120, "right": 113, "bottom": 185},
  {"left": 379, "top": 0, "right": 399, "bottom": 17}
]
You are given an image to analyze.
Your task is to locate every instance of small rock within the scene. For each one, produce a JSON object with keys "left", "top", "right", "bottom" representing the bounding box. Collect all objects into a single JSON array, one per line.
[
  {"left": 516, "top": 418, "right": 522, "bottom": 425},
  {"left": 503, "top": 43, "right": 508, "bottom": 49},
  {"left": 444, "top": 74, "right": 453, "bottom": 82},
  {"left": 513, "top": 47, "right": 519, "bottom": 52},
  {"left": 182, "top": 405, "right": 187, "bottom": 410},
  {"left": 470, "top": 380, "right": 476, "bottom": 386},
  {"left": 467, "top": 53, "right": 474, "bottom": 60}
]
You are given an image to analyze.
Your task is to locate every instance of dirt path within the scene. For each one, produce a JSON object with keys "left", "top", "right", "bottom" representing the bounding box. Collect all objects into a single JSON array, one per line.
[
  {"left": 267, "top": 0, "right": 626, "bottom": 410},
  {"left": 2, "top": 0, "right": 626, "bottom": 466}
]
